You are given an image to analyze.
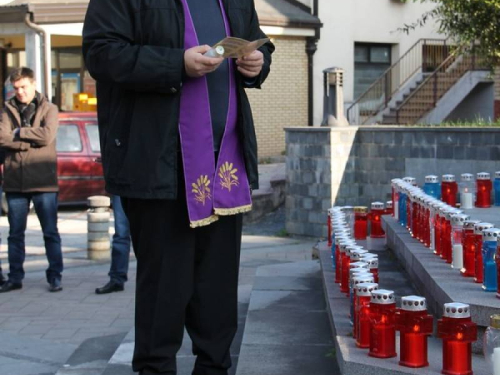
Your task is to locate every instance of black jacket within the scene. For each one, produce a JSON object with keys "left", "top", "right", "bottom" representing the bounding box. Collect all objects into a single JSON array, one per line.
[{"left": 82, "top": 0, "right": 274, "bottom": 199}]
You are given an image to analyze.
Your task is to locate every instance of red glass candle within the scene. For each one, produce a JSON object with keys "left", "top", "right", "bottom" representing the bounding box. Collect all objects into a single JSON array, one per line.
[
  {"left": 339, "top": 240, "right": 355, "bottom": 293},
  {"left": 333, "top": 233, "right": 349, "bottom": 283},
  {"left": 411, "top": 196, "right": 419, "bottom": 239},
  {"left": 369, "top": 289, "right": 397, "bottom": 358},
  {"left": 441, "top": 210, "right": 453, "bottom": 263},
  {"left": 385, "top": 200, "right": 393, "bottom": 216},
  {"left": 396, "top": 296, "right": 433, "bottom": 368},
  {"left": 354, "top": 206, "right": 369, "bottom": 240},
  {"left": 461, "top": 220, "right": 479, "bottom": 277},
  {"left": 364, "top": 257, "right": 379, "bottom": 283},
  {"left": 370, "top": 202, "right": 385, "bottom": 238},
  {"left": 476, "top": 172, "right": 492, "bottom": 208},
  {"left": 434, "top": 210, "right": 443, "bottom": 256},
  {"left": 355, "top": 282, "right": 378, "bottom": 348},
  {"left": 327, "top": 209, "right": 332, "bottom": 248},
  {"left": 437, "top": 303, "right": 477, "bottom": 375},
  {"left": 406, "top": 194, "right": 412, "bottom": 231},
  {"left": 474, "top": 222, "right": 494, "bottom": 283},
  {"left": 423, "top": 198, "right": 431, "bottom": 247},
  {"left": 351, "top": 275, "right": 375, "bottom": 336},
  {"left": 441, "top": 174, "right": 458, "bottom": 207}
]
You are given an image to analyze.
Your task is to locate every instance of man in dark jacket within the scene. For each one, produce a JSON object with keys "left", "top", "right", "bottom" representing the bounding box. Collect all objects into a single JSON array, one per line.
[
  {"left": 0, "top": 67, "right": 63, "bottom": 293},
  {"left": 83, "top": 0, "right": 273, "bottom": 374}
]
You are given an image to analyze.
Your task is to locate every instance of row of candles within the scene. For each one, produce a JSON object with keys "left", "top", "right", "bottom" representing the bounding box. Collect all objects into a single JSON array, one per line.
[
  {"left": 391, "top": 176, "right": 500, "bottom": 296},
  {"left": 329, "top": 206, "right": 478, "bottom": 374}
]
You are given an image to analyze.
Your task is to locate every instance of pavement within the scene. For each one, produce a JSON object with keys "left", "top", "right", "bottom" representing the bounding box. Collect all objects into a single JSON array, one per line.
[{"left": 0, "top": 163, "right": 339, "bottom": 375}]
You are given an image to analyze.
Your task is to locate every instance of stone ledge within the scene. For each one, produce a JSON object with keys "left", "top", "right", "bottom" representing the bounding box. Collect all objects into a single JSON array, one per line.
[{"left": 318, "top": 244, "right": 489, "bottom": 375}]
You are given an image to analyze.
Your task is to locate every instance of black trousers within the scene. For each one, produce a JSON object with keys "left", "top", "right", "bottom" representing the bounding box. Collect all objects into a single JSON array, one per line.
[{"left": 122, "top": 181, "right": 242, "bottom": 375}]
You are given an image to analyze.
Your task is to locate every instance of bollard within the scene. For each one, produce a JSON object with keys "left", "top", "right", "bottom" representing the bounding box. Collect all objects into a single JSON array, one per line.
[{"left": 87, "top": 195, "right": 111, "bottom": 260}]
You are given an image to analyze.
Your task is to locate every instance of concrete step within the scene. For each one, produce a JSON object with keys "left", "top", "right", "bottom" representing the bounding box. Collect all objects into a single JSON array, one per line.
[
  {"left": 244, "top": 163, "right": 285, "bottom": 224},
  {"left": 235, "top": 260, "right": 339, "bottom": 375}
]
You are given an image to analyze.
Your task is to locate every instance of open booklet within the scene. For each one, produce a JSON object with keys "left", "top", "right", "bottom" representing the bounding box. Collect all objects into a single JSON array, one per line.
[{"left": 204, "top": 37, "right": 270, "bottom": 58}]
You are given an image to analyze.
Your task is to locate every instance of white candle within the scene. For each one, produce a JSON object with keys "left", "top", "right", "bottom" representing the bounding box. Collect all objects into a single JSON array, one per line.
[
  {"left": 461, "top": 192, "right": 474, "bottom": 209},
  {"left": 493, "top": 347, "right": 500, "bottom": 375},
  {"left": 394, "top": 201, "right": 399, "bottom": 220},
  {"left": 452, "top": 244, "right": 464, "bottom": 269}
]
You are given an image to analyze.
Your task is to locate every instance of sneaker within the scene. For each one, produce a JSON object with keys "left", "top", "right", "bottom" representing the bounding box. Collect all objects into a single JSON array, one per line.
[
  {"left": 0, "top": 281, "right": 22, "bottom": 293},
  {"left": 49, "top": 279, "right": 63, "bottom": 293}
]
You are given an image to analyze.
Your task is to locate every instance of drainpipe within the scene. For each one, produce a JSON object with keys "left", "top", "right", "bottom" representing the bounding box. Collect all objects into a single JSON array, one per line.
[
  {"left": 306, "top": 0, "right": 320, "bottom": 126},
  {"left": 24, "top": 13, "right": 49, "bottom": 96}
]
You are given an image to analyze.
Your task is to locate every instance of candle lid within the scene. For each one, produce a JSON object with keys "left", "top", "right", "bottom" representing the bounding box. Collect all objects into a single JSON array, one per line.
[
  {"left": 339, "top": 241, "right": 356, "bottom": 252},
  {"left": 360, "top": 253, "right": 378, "bottom": 260},
  {"left": 386, "top": 201, "right": 393, "bottom": 209},
  {"left": 371, "top": 289, "right": 395, "bottom": 305},
  {"left": 350, "top": 269, "right": 372, "bottom": 280},
  {"left": 451, "top": 214, "right": 470, "bottom": 226},
  {"left": 391, "top": 178, "right": 403, "bottom": 184},
  {"left": 482, "top": 228, "right": 500, "bottom": 242},
  {"left": 354, "top": 206, "right": 368, "bottom": 213},
  {"left": 341, "top": 206, "right": 354, "bottom": 212},
  {"left": 425, "top": 175, "right": 439, "bottom": 183},
  {"left": 495, "top": 171, "right": 500, "bottom": 179},
  {"left": 463, "top": 219, "right": 481, "bottom": 229},
  {"left": 349, "top": 261, "right": 369, "bottom": 270},
  {"left": 477, "top": 172, "right": 491, "bottom": 180},
  {"left": 461, "top": 173, "right": 474, "bottom": 182},
  {"left": 365, "top": 258, "right": 379, "bottom": 268},
  {"left": 442, "top": 174, "right": 456, "bottom": 182},
  {"left": 401, "top": 296, "right": 427, "bottom": 312},
  {"left": 474, "top": 222, "right": 494, "bottom": 234},
  {"left": 371, "top": 202, "right": 384, "bottom": 210},
  {"left": 350, "top": 249, "right": 369, "bottom": 260},
  {"left": 490, "top": 314, "right": 500, "bottom": 329},
  {"left": 403, "top": 177, "right": 416, "bottom": 185},
  {"left": 335, "top": 235, "right": 351, "bottom": 245},
  {"left": 356, "top": 282, "right": 378, "bottom": 297},
  {"left": 352, "top": 275, "right": 375, "bottom": 286},
  {"left": 443, "top": 303, "right": 470, "bottom": 318}
]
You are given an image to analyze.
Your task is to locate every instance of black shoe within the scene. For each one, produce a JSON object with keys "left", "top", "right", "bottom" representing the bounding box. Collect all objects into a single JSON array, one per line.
[
  {"left": 49, "top": 279, "right": 63, "bottom": 293},
  {"left": 0, "top": 281, "right": 22, "bottom": 293},
  {"left": 0, "top": 275, "right": 5, "bottom": 287},
  {"left": 95, "top": 280, "right": 124, "bottom": 295}
]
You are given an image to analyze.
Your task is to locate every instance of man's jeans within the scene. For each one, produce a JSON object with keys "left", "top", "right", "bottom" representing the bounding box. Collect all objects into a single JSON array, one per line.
[
  {"left": 109, "top": 195, "right": 131, "bottom": 285},
  {"left": 6, "top": 192, "right": 63, "bottom": 284}
]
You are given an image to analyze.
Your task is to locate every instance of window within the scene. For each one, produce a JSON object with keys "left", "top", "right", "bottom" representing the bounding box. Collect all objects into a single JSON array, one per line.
[
  {"left": 56, "top": 124, "right": 82, "bottom": 152},
  {"left": 354, "top": 43, "right": 392, "bottom": 101},
  {"left": 86, "top": 124, "right": 100, "bottom": 153}
]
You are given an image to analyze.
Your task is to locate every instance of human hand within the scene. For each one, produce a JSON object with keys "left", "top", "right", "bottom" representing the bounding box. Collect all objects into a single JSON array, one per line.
[
  {"left": 236, "top": 50, "right": 264, "bottom": 78},
  {"left": 184, "top": 45, "right": 224, "bottom": 78}
]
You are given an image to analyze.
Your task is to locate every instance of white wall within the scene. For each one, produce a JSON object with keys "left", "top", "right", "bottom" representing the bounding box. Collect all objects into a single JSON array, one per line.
[{"left": 313, "top": 0, "right": 442, "bottom": 125}]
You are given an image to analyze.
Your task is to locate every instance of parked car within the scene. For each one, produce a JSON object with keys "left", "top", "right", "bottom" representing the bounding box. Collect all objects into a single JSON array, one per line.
[{"left": 1, "top": 112, "right": 106, "bottom": 213}]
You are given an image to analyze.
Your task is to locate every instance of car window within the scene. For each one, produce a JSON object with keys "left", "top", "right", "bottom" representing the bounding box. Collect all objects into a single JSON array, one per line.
[
  {"left": 85, "top": 124, "right": 101, "bottom": 153},
  {"left": 56, "top": 124, "right": 82, "bottom": 152}
]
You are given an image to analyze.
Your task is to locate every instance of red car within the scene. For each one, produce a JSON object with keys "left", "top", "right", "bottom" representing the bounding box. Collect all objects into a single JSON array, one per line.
[{"left": 56, "top": 112, "right": 106, "bottom": 205}]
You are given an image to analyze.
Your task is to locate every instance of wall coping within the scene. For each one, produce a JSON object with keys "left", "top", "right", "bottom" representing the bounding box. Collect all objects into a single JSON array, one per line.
[{"left": 285, "top": 125, "right": 500, "bottom": 133}]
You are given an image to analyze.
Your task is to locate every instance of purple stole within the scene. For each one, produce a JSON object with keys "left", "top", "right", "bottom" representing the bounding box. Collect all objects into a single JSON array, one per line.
[{"left": 179, "top": 0, "right": 252, "bottom": 228}]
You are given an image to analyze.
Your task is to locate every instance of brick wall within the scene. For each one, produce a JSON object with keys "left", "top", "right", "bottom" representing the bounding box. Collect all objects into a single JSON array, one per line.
[
  {"left": 246, "top": 36, "right": 308, "bottom": 159},
  {"left": 286, "top": 126, "right": 500, "bottom": 238}
]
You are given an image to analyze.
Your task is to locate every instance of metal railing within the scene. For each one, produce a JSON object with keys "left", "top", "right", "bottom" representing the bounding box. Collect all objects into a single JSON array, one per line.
[
  {"left": 393, "top": 47, "right": 488, "bottom": 124},
  {"left": 347, "top": 38, "right": 449, "bottom": 125}
]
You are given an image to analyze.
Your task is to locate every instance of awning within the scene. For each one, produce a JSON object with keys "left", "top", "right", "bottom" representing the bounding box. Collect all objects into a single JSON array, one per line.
[{"left": 0, "top": 0, "right": 321, "bottom": 28}]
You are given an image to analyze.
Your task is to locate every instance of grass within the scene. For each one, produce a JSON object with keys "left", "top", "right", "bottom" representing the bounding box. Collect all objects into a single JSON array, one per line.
[
  {"left": 275, "top": 228, "right": 289, "bottom": 237},
  {"left": 437, "top": 117, "right": 500, "bottom": 127}
]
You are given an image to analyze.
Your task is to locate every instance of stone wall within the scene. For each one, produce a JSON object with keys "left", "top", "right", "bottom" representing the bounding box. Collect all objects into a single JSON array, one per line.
[
  {"left": 247, "top": 36, "right": 308, "bottom": 159},
  {"left": 495, "top": 69, "right": 500, "bottom": 120},
  {"left": 285, "top": 126, "right": 500, "bottom": 238}
]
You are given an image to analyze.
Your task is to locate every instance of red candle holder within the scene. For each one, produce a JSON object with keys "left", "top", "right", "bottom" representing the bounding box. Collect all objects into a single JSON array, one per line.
[
  {"left": 437, "top": 303, "right": 477, "bottom": 375},
  {"left": 352, "top": 275, "right": 375, "bottom": 336},
  {"left": 396, "top": 296, "right": 433, "bottom": 368},
  {"left": 496, "top": 236, "right": 500, "bottom": 298},
  {"left": 441, "top": 174, "right": 458, "bottom": 207},
  {"left": 476, "top": 172, "right": 492, "bottom": 208},
  {"left": 354, "top": 206, "right": 369, "bottom": 240},
  {"left": 364, "top": 257, "right": 379, "bottom": 283},
  {"left": 440, "top": 209, "right": 454, "bottom": 263},
  {"left": 333, "top": 233, "right": 349, "bottom": 283},
  {"left": 461, "top": 220, "right": 480, "bottom": 277},
  {"left": 411, "top": 194, "right": 420, "bottom": 239},
  {"left": 370, "top": 202, "right": 386, "bottom": 238},
  {"left": 474, "top": 222, "right": 494, "bottom": 284},
  {"left": 355, "top": 282, "right": 379, "bottom": 348},
  {"left": 423, "top": 197, "right": 432, "bottom": 247},
  {"left": 327, "top": 209, "right": 333, "bottom": 248},
  {"left": 391, "top": 178, "right": 402, "bottom": 219},
  {"left": 385, "top": 200, "right": 393, "bottom": 216},
  {"left": 339, "top": 240, "right": 356, "bottom": 293},
  {"left": 369, "top": 289, "right": 397, "bottom": 358}
]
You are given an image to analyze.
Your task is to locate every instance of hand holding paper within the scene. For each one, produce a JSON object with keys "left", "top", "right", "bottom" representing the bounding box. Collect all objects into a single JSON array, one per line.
[{"left": 236, "top": 50, "right": 264, "bottom": 78}]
